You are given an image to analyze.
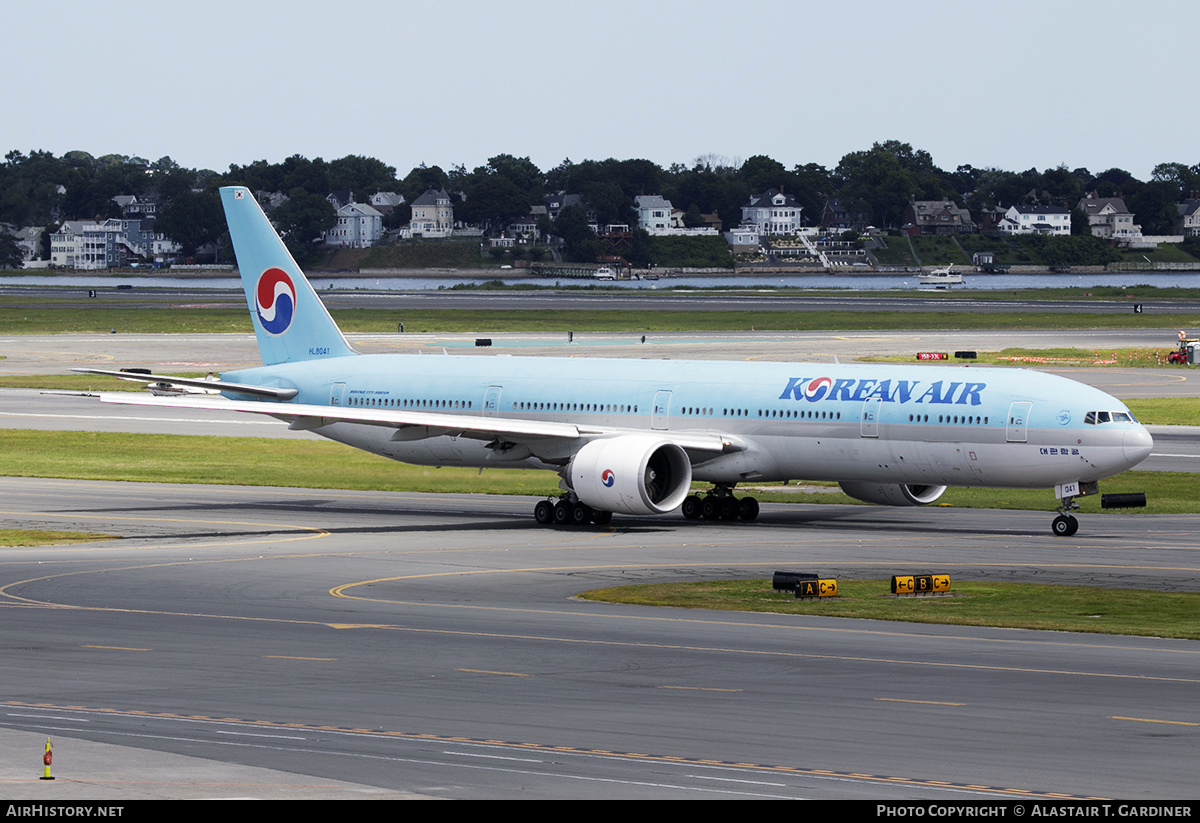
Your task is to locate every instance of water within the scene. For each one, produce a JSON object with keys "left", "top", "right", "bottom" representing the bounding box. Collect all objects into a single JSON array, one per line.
[{"left": 4, "top": 271, "right": 1200, "bottom": 291}]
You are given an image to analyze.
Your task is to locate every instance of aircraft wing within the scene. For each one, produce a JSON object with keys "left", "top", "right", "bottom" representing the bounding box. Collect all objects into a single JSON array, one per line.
[{"left": 94, "top": 392, "right": 740, "bottom": 454}]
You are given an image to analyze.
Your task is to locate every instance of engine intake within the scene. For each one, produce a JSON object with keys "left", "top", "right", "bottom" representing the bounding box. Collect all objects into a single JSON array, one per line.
[
  {"left": 570, "top": 436, "right": 692, "bottom": 515},
  {"left": 838, "top": 482, "right": 947, "bottom": 507}
]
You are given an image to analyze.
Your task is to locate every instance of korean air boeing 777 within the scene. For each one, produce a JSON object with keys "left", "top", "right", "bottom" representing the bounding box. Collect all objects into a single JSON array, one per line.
[{"left": 77, "top": 186, "right": 1154, "bottom": 536}]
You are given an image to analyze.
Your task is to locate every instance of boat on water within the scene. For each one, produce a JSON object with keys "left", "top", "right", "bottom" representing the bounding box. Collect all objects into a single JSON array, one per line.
[
  {"left": 918, "top": 265, "right": 964, "bottom": 287},
  {"left": 593, "top": 266, "right": 617, "bottom": 280}
]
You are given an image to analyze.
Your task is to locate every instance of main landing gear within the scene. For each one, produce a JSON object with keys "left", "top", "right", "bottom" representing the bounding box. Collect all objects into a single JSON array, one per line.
[
  {"left": 533, "top": 495, "right": 612, "bottom": 527},
  {"left": 681, "top": 486, "right": 759, "bottom": 522},
  {"left": 1051, "top": 495, "right": 1080, "bottom": 537}
]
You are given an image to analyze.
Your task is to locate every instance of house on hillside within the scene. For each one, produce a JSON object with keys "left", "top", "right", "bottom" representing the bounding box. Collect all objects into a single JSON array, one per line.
[
  {"left": 901, "top": 198, "right": 975, "bottom": 235},
  {"left": 405, "top": 188, "right": 454, "bottom": 237},
  {"left": 50, "top": 218, "right": 179, "bottom": 268},
  {"left": 5, "top": 225, "right": 44, "bottom": 264},
  {"left": 820, "top": 198, "right": 851, "bottom": 231},
  {"left": 112, "top": 193, "right": 163, "bottom": 218},
  {"left": 1078, "top": 194, "right": 1141, "bottom": 240},
  {"left": 1176, "top": 197, "right": 1200, "bottom": 237},
  {"left": 324, "top": 202, "right": 384, "bottom": 248},
  {"left": 326, "top": 190, "right": 355, "bottom": 210},
  {"left": 634, "top": 195, "right": 673, "bottom": 234},
  {"left": 996, "top": 203, "right": 1071, "bottom": 236},
  {"left": 740, "top": 189, "right": 803, "bottom": 236}
]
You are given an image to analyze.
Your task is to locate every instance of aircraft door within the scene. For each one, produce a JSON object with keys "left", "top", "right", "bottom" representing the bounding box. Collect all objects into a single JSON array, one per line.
[
  {"left": 1007, "top": 401, "right": 1032, "bottom": 442},
  {"left": 329, "top": 382, "right": 346, "bottom": 407},
  {"left": 483, "top": 386, "right": 503, "bottom": 418},
  {"left": 652, "top": 390, "right": 672, "bottom": 430},
  {"left": 860, "top": 397, "right": 881, "bottom": 437}
]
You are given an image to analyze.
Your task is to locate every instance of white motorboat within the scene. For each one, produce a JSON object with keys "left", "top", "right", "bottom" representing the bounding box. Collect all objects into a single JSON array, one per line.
[{"left": 918, "top": 265, "right": 964, "bottom": 286}]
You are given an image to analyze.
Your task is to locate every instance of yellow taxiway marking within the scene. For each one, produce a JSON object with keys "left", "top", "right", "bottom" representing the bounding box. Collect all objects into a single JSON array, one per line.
[
  {"left": 82, "top": 645, "right": 150, "bottom": 652},
  {"left": 1110, "top": 715, "right": 1199, "bottom": 727},
  {"left": 263, "top": 655, "right": 336, "bottom": 662},
  {"left": 658, "top": 685, "right": 742, "bottom": 693},
  {"left": 457, "top": 668, "right": 530, "bottom": 677}
]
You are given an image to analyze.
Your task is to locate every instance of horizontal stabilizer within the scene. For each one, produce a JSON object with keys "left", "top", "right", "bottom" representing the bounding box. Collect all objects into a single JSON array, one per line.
[{"left": 71, "top": 368, "right": 298, "bottom": 400}]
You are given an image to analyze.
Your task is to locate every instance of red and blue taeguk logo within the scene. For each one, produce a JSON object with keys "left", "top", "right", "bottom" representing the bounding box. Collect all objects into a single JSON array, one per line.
[
  {"left": 256, "top": 268, "right": 296, "bottom": 335},
  {"left": 601, "top": 469, "right": 615, "bottom": 487},
  {"left": 803, "top": 376, "right": 833, "bottom": 402}
]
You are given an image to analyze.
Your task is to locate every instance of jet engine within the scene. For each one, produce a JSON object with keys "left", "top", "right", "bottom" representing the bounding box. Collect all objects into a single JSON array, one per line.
[
  {"left": 838, "top": 482, "right": 947, "bottom": 507},
  {"left": 570, "top": 435, "right": 692, "bottom": 516}
]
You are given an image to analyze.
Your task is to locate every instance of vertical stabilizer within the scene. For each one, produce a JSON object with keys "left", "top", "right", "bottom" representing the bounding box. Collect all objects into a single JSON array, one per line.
[{"left": 220, "top": 186, "right": 356, "bottom": 365}]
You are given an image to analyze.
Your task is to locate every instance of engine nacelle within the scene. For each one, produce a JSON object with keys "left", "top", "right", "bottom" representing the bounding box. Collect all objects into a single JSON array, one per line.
[
  {"left": 838, "top": 482, "right": 947, "bottom": 507},
  {"left": 570, "top": 435, "right": 692, "bottom": 516}
]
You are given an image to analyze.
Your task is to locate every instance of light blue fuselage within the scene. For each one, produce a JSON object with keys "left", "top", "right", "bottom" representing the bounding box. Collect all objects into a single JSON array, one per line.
[{"left": 223, "top": 354, "right": 1150, "bottom": 489}]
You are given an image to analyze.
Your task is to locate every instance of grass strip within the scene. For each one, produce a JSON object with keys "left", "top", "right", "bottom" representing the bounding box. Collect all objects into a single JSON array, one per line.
[
  {"left": 0, "top": 430, "right": 563, "bottom": 496},
  {"left": 0, "top": 528, "right": 118, "bottom": 547},
  {"left": 1, "top": 305, "right": 1199, "bottom": 334},
  {"left": 863, "top": 347, "right": 1198, "bottom": 370},
  {"left": 750, "top": 470, "right": 1190, "bottom": 514},
  {"left": 577, "top": 579, "right": 1200, "bottom": 640}
]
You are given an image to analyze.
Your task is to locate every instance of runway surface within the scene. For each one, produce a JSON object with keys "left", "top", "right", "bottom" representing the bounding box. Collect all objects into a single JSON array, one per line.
[{"left": 1, "top": 478, "right": 1198, "bottom": 799}]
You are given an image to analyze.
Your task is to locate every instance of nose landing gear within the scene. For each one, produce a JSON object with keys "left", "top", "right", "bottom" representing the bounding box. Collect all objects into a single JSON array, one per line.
[{"left": 1052, "top": 495, "right": 1080, "bottom": 536}]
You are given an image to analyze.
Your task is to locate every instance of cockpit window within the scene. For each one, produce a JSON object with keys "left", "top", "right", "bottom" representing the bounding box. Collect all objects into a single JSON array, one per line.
[{"left": 1085, "top": 410, "right": 1133, "bottom": 424}]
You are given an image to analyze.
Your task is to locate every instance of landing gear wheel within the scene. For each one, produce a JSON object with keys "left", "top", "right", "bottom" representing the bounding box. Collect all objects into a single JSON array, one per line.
[
  {"left": 718, "top": 498, "right": 739, "bottom": 520},
  {"left": 681, "top": 495, "right": 702, "bottom": 520},
  {"left": 701, "top": 497, "right": 718, "bottom": 520},
  {"left": 738, "top": 497, "right": 760, "bottom": 521},
  {"left": 1052, "top": 514, "right": 1079, "bottom": 537},
  {"left": 571, "top": 502, "right": 593, "bottom": 526},
  {"left": 591, "top": 510, "right": 612, "bottom": 526},
  {"left": 534, "top": 499, "right": 554, "bottom": 526},
  {"left": 553, "top": 500, "right": 572, "bottom": 526}
]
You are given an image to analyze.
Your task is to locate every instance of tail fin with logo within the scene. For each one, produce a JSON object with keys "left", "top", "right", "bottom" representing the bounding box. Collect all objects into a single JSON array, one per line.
[{"left": 219, "top": 186, "right": 356, "bottom": 366}]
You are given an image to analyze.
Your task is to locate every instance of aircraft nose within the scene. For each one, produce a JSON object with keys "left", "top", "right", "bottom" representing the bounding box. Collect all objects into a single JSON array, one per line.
[{"left": 1123, "top": 426, "right": 1153, "bottom": 466}]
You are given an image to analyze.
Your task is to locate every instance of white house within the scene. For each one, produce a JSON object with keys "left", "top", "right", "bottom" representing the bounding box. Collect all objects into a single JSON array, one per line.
[
  {"left": 740, "top": 189, "right": 803, "bottom": 235},
  {"left": 634, "top": 195, "right": 673, "bottom": 234},
  {"left": 997, "top": 204, "right": 1071, "bottom": 236},
  {"left": 324, "top": 202, "right": 384, "bottom": 248}
]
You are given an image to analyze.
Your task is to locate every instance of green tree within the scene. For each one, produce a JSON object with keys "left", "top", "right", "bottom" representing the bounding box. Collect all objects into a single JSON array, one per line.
[
  {"left": 270, "top": 189, "right": 336, "bottom": 265},
  {"left": 458, "top": 175, "right": 530, "bottom": 230},
  {"left": 328, "top": 155, "right": 398, "bottom": 198},
  {"left": 155, "top": 190, "right": 225, "bottom": 258},
  {"left": 737, "top": 155, "right": 788, "bottom": 194},
  {"left": 553, "top": 204, "right": 600, "bottom": 262},
  {"left": 0, "top": 232, "right": 24, "bottom": 269}
]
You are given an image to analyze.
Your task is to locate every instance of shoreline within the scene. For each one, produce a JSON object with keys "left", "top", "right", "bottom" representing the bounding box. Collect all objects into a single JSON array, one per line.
[{"left": 4, "top": 263, "right": 1177, "bottom": 280}]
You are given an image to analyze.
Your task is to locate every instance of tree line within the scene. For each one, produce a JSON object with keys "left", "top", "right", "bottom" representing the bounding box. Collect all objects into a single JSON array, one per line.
[{"left": 4, "top": 144, "right": 1198, "bottom": 265}]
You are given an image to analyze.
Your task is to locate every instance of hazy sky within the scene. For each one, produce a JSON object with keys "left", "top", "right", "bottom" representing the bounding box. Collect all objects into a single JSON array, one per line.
[{"left": 7, "top": 0, "right": 1194, "bottom": 180}]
